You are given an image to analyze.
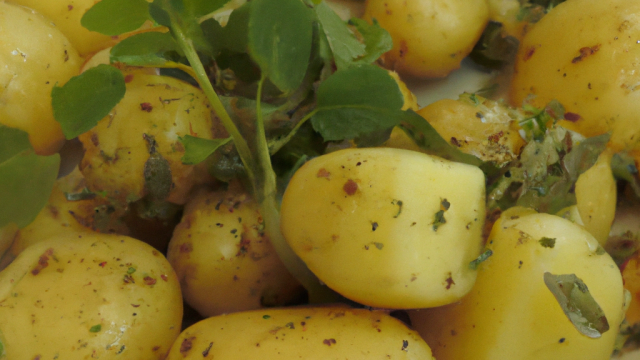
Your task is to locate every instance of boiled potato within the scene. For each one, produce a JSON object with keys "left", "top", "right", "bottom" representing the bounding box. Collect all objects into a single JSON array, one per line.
[
  {"left": 167, "top": 187, "right": 302, "bottom": 317},
  {"left": 510, "top": 0, "right": 640, "bottom": 152},
  {"left": 166, "top": 306, "right": 434, "bottom": 360},
  {"left": 281, "top": 147, "right": 486, "bottom": 309},
  {"left": 386, "top": 96, "right": 525, "bottom": 165},
  {"left": 0, "top": 233, "right": 183, "bottom": 359},
  {"left": 0, "top": 2, "right": 82, "bottom": 155},
  {"left": 78, "top": 69, "right": 217, "bottom": 206},
  {"left": 409, "top": 207, "right": 626, "bottom": 360},
  {"left": 363, "top": 0, "right": 489, "bottom": 78}
]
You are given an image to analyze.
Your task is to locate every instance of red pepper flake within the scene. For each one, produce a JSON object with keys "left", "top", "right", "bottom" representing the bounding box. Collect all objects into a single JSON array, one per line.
[
  {"left": 124, "top": 74, "right": 134, "bottom": 83},
  {"left": 398, "top": 40, "right": 408, "bottom": 58},
  {"left": 180, "top": 337, "right": 196, "bottom": 356},
  {"left": 236, "top": 237, "right": 251, "bottom": 256},
  {"left": 322, "top": 339, "right": 337, "bottom": 346},
  {"left": 131, "top": 304, "right": 140, "bottom": 307},
  {"left": 68, "top": 4, "right": 73, "bottom": 10},
  {"left": 152, "top": 346, "right": 161, "bottom": 352},
  {"left": 343, "top": 179, "right": 358, "bottom": 196},
  {"left": 160, "top": 274, "right": 169, "bottom": 282},
  {"left": 488, "top": 131, "right": 504, "bottom": 144},
  {"left": 144, "top": 276, "right": 157, "bottom": 286},
  {"left": 564, "top": 112, "right": 582, "bottom": 122},
  {"left": 444, "top": 273, "right": 455, "bottom": 290},
  {"left": 523, "top": 45, "right": 537, "bottom": 61},
  {"left": 450, "top": 137, "right": 461, "bottom": 147},
  {"left": 180, "top": 243, "right": 193, "bottom": 253},
  {"left": 140, "top": 102, "right": 153, "bottom": 112},
  {"left": 99, "top": 262, "right": 107, "bottom": 268},
  {"left": 31, "top": 248, "right": 54, "bottom": 276},
  {"left": 202, "top": 342, "right": 213, "bottom": 357},
  {"left": 316, "top": 168, "right": 331, "bottom": 179},
  {"left": 34, "top": 356, "right": 41, "bottom": 360},
  {"left": 572, "top": 45, "right": 601, "bottom": 63}
]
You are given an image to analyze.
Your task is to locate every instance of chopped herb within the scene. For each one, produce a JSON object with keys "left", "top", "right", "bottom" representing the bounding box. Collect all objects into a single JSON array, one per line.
[
  {"left": 539, "top": 237, "right": 556, "bottom": 248},
  {"left": 401, "top": 340, "right": 409, "bottom": 351},
  {"left": 89, "top": 324, "right": 102, "bottom": 333},
  {"left": 373, "top": 242, "right": 384, "bottom": 250},
  {"left": 469, "top": 249, "right": 493, "bottom": 270},
  {"left": 127, "top": 267, "right": 136, "bottom": 274},
  {"left": 441, "top": 199, "right": 450, "bottom": 211},
  {"left": 65, "top": 188, "right": 98, "bottom": 201},
  {"left": 263, "top": 315, "right": 271, "bottom": 319},
  {"left": 433, "top": 210, "right": 446, "bottom": 231},
  {"left": 391, "top": 199, "right": 403, "bottom": 218}
]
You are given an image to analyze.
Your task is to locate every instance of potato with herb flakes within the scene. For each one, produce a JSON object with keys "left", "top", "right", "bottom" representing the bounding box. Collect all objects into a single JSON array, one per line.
[
  {"left": 409, "top": 207, "right": 626, "bottom": 360},
  {"left": 363, "top": 0, "right": 489, "bottom": 78},
  {"left": 166, "top": 305, "right": 435, "bottom": 360},
  {"left": 510, "top": 0, "right": 640, "bottom": 153},
  {"left": 167, "top": 187, "right": 303, "bottom": 317},
  {"left": 0, "top": 233, "right": 183, "bottom": 359},
  {"left": 0, "top": 1, "right": 82, "bottom": 155},
  {"left": 78, "top": 69, "right": 218, "bottom": 207},
  {"left": 281, "top": 147, "right": 486, "bottom": 309}
]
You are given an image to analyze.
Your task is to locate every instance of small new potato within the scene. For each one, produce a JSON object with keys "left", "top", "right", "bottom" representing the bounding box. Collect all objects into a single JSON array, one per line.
[
  {"left": 364, "top": 0, "right": 489, "bottom": 78},
  {"left": 510, "top": 0, "right": 640, "bottom": 152},
  {"left": 409, "top": 207, "right": 626, "bottom": 360},
  {"left": 166, "top": 306, "right": 435, "bottom": 360},
  {"left": 0, "top": 2, "right": 82, "bottom": 155},
  {"left": 167, "top": 188, "right": 302, "bottom": 317},
  {"left": 281, "top": 148, "right": 486, "bottom": 309},
  {"left": 79, "top": 69, "right": 218, "bottom": 206},
  {"left": 0, "top": 233, "right": 183, "bottom": 359}
]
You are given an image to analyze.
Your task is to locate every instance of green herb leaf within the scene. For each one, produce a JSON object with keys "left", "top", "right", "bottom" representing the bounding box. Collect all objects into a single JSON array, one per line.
[
  {"left": 314, "top": 1, "right": 365, "bottom": 71},
  {"left": 89, "top": 324, "right": 102, "bottom": 333},
  {"left": 149, "top": 0, "right": 212, "bottom": 55},
  {"left": 539, "top": 237, "right": 556, "bottom": 248},
  {"left": 52, "top": 64, "right": 126, "bottom": 139},
  {"left": 0, "top": 126, "right": 60, "bottom": 228},
  {"left": 189, "top": 0, "right": 231, "bottom": 18},
  {"left": 81, "top": 0, "right": 151, "bottom": 36},
  {"left": 563, "top": 133, "right": 610, "bottom": 181},
  {"left": 127, "top": 267, "right": 136, "bottom": 274},
  {"left": 248, "top": 0, "right": 315, "bottom": 93},
  {"left": 349, "top": 17, "right": 393, "bottom": 65},
  {"left": 311, "top": 65, "right": 404, "bottom": 141},
  {"left": 543, "top": 272, "right": 609, "bottom": 338},
  {"left": 432, "top": 210, "right": 446, "bottom": 231},
  {"left": 469, "top": 249, "right": 493, "bottom": 270},
  {"left": 468, "top": 21, "right": 519, "bottom": 70},
  {"left": 110, "top": 31, "right": 180, "bottom": 66},
  {"left": 179, "top": 136, "right": 232, "bottom": 165}
]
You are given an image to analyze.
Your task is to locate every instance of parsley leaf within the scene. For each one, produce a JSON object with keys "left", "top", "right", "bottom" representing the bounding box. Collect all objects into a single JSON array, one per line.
[
  {"left": 81, "top": 0, "right": 152, "bottom": 36},
  {"left": 469, "top": 249, "right": 493, "bottom": 270},
  {"left": 248, "top": 0, "right": 315, "bottom": 93},
  {"left": 544, "top": 272, "right": 609, "bottom": 338},
  {"left": 314, "top": 1, "right": 366, "bottom": 71},
  {"left": 179, "top": 136, "right": 232, "bottom": 165},
  {"left": 110, "top": 31, "right": 181, "bottom": 66},
  {"left": 189, "top": 0, "right": 231, "bottom": 18},
  {"left": 311, "top": 65, "right": 405, "bottom": 141},
  {"left": 349, "top": 18, "right": 393, "bottom": 65},
  {"left": 52, "top": 64, "right": 126, "bottom": 139},
  {"left": 0, "top": 126, "right": 60, "bottom": 228}
]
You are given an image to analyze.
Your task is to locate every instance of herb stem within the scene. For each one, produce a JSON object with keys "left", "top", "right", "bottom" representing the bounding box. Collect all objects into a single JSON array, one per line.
[{"left": 269, "top": 109, "right": 318, "bottom": 155}]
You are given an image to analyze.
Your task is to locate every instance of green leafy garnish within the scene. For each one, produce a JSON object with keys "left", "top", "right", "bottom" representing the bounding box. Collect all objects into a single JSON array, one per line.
[
  {"left": 543, "top": 272, "right": 609, "bottom": 338},
  {"left": 89, "top": 324, "right": 102, "bottom": 333},
  {"left": 348, "top": 18, "right": 393, "bottom": 66},
  {"left": 539, "top": 237, "right": 556, "bottom": 248},
  {"left": 469, "top": 249, "right": 493, "bottom": 270},
  {"left": 432, "top": 210, "right": 446, "bottom": 232},
  {"left": 247, "top": 0, "right": 315, "bottom": 93},
  {"left": 314, "top": 2, "right": 365, "bottom": 71},
  {"left": 81, "top": 0, "right": 151, "bottom": 36},
  {"left": 127, "top": 267, "right": 136, "bottom": 274},
  {"left": 469, "top": 21, "right": 519, "bottom": 70},
  {"left": 110, "top": 32, "right": 180, "bottom": 67},
  {"left": 179, "top": 135, "right": 232, "bottom": 165},
  {"left": 0, "top": 126, "right": 60, "bottom": 229},
  {"left": 51, "top": 64, "right": 126, "bottom": 139}
]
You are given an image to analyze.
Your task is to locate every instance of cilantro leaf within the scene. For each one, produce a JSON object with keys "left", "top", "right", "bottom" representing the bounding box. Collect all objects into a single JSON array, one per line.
[
  {"left": 179, "top": 136, "right": 232, "bottom": 165},
  {"left": 311, "top": 65, "right": 404, "bottom": 141},
  {"left": 0, "top": 126, "right": 60, "bottom": 228},
  {"left": 81, "top": 0, "right": 152, "bottom": 36},
  {"left": 544, "top": 272, "right": 609, "bottom": 338},
  {"left": 248, "top": 0, "right": 315, "bottom": 93},
  {"left": 52, "top": 64, "right": 126, "bottom": 139},
  {"left": 110, "top": 31, "right": 181, "bottom": 66},
  {"left": 314, "top": 1, "right": 366, "bottom": 71},
  {"left": 349, "top": 18, "right": 393, "bottom": 65}
]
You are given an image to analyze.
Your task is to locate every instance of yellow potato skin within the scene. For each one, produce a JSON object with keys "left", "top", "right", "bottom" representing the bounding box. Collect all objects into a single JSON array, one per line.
[
  {"left": 574, "top": 150, "right": 617, "bottom": 246},
  {"left": 409, "top": 207, "right": 625, "bottom": 360},
  {"left": 281, "top": 148, "right": 486, "bottom": 309},
  {"left": 78, "top": 70, "right": 216, "bottom": 205},
  {"left": 0, "top": 233, "right": 183, "bottom": 360},
  {"left": 167, "top": 188, "right": 302, "bottom": 317},
  {"left": 8, "top": 0, "right": 116, "bottom": 56},
  {"left": 0, "top": 2, "right": 82, "bottom": 155},
  {"left": 364, "top": 0, "right": 489, "bottom": 78},
  {"left": 166, "top": 306, "right": 435, "bottom": 360},
  {"left": 510, "top": 0, "right": 640, "bottom": 152}
]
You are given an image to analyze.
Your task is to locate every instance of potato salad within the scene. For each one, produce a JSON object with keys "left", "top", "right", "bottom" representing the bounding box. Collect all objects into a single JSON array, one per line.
[{"left": 1, "top": 0, "right": 640, "bottom": 359}]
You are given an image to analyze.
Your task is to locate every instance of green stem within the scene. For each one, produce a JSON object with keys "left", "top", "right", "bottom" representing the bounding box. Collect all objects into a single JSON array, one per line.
[
  {"left": 269, "top": 109, "right": 318, "bottom": 155},
  {"left": 171, "top": 23, "right": 257, "bottom": 183}
]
